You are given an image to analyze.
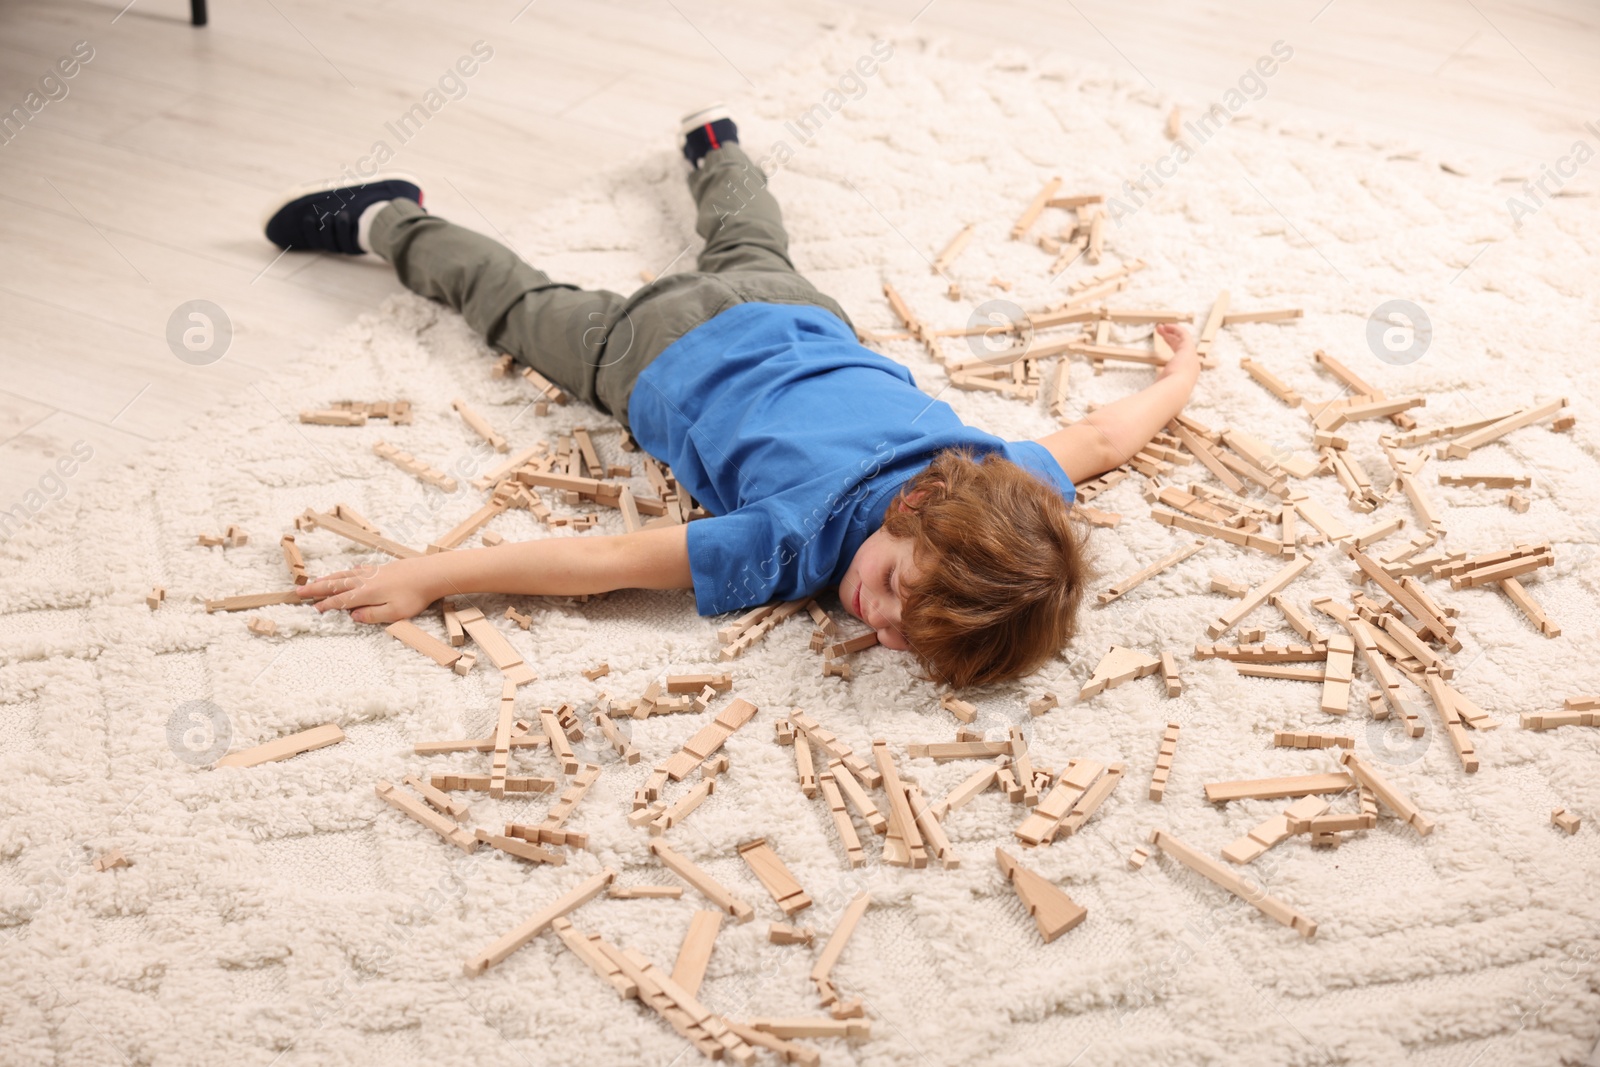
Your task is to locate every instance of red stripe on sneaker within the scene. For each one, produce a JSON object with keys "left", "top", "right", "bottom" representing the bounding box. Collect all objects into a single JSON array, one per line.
[{"left": 703, "top": 122, "right": 719, "bottom": 150}]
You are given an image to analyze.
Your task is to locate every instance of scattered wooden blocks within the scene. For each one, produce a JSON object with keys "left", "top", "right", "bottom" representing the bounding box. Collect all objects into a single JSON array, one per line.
[
  {"left": 995, "top": 847, "right": 1086, "bottom": 943},
  {"left": 671, "top": 909, "right": 724, "bottom": 997},
  {"left": 663, "top": 698, "right": 758, "bottom": 780},
  {"left": 650, "top": 840, "right": 755, "bottom": 922},
  {"left": 463, "top": 867, "right": 617, "bottom": 976},
  {"left": 1340, "top": 752, "right": 1434, "bottom": 835},
  {"left": 1147, "top": 829, "right": 1316, "bottom": 938},
  {"left": 373, "top": 440, "right": 457, "bottom": 492},
  {"left": 1222, "top": 795, "right": 1330, "bottom": 864},
  {"left": 769, "top": 922, "right": 816, "bottom": 945},
  {"left": 375, "top": 779, "right": 477, "bottom": 853},
  {"left": 810, "top": 892, "right": 870, "bottom": 1007},
  {"left": 940, "top": 693, "right": 978, "bottom": 723},
  {"left": 1097, "top": 541, "right": 1205, "bottom": 605},
  {"left": 217, "top": 723, "right": 344, "bottom": 768},
  {"left": 1203, "top": 772, "right": 1354, "bottom": 803},
  {"left": 1211, "top": 574, "right": 1250, "bottom": 598},
  {"left": 1081, "top": 646, "right": 1161, "bottom": 699},
  {"left": 1149, "top": 723, "right": 1180, "bottom": 801},
  {"left": 454, "top": 606, "right": 537, "bottom": 686},
  {"left": 93, "top": 849, "right": 130, "bottom": 872},
  {"left": 1552, "top": 808, "right": 1581, "bottom": 835},
  {"left": 738, "top": 839, "right": 813, "bottom": 916}
]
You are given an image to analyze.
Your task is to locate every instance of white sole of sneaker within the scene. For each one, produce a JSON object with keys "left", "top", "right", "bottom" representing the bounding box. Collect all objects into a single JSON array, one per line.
[
  {"left": 260, "top": 171, "right": 423, "bottom": 232},
  {"left": 678, "top": 104, "right": 729, "bottom": 138}
]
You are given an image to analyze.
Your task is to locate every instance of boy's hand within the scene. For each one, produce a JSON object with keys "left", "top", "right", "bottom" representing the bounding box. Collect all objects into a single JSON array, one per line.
[
  {"left": 298, "top": 557, "right": 440, "bottom": 624},
  {"left": 1154, "top": 323, "right": 1199, "bottom": 382}
]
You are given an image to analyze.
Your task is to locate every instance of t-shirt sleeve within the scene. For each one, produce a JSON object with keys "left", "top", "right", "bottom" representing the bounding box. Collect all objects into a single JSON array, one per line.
[
  {"left": 684, "top": 503, "right": 841, "bottom": 616},
  {"left": 1005, "top": 440, "right": 1078, "bottom": 504}
]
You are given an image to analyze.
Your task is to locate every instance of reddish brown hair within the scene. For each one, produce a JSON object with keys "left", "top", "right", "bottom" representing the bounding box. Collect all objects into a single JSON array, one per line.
[{"left": 883, "top": 448, "right": 1089, "bottom": 689}]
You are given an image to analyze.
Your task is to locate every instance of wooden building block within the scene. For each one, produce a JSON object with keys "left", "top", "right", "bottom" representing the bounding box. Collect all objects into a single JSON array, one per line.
[
  {"left": 1029, "top": 693, "right": 1060, "bottom": 717},
  {"left": 932, "top": 222, "right": 975, "bottom": 273},
  {"left": 1016, "top": 760, "right": 1104, "bottom": 844},
  {"left": 663, "top": 698, "right": 758, "bottom": 780},
  {"left": 817, "top": 772, "right": 865, "bottom": 867},
  {"left": 1339, "top": 752, "right": 1434, "bottom": 835},
  {"left": 667, "top": 673, "right": 734, "bottom": 694},
  {"left": 1499, "top": 576, "right": 1560, "bottom": 637},
  {"left": 995, "top": 848, "right": 1086, "bottom": 943},
  {"left": 403, "top": 773, "right": 469, "bottom": 819},
  {"left": 1552, "top": 808, "right": 1580, "bottom": 835},
  {"left": 1149, "top": 722, "right": 1180, "bottom": 802},
  {"left": 1148, "top": 829, "right": 1316, "bottom": 937},
  {"left": 245, "top": 616, "right": 277, "bottom": 637},
  {"left": 1011, "top": 176, "right": 1062, "bottom": 239},
  {"left": 1221, "top": 795, "right": 1330, "bottom": 864},
  {"left": 544, "top": 763, "right": 601, "bottom": 828},
  {"left": 475, "top": 829, "right": 566, "bottom": 865},
  {"left": 1211, "top": 574, "right": 1250, "bottom": 598},
  {"left": 93, "top": 849, "right": 130, "bottom": 872},
  {"left": 1206, "top": 556, "right": 1313, "bottom": 640},
  {"left": 609, "top": 885, "right": 685, "bottom": 900},
  {"left": 792, "top": 732, "right": 817, "bottom": 797},
  {"left": 1096, "top": 540, "right": 1205, "bottom": 605},
  {"left": 810, "top": 891, "right": 870, "bottom": 1006},
  {"left": 146, "top": 586, "right": 165, "bottom": 610},
  {"left": 651, "top": 778, "right": 717, "bottom": 834},
  {"left": 217, "top": 723, "right": 344, "bottom": 768},
  {"left": 650, "top": 840, "right": 756, "bottom": 922},
  {"left": 769, "top": 922, "right": 816, "bottom": 945},
  {"left": 1239, "top": 357, "right": 1302, "bottom": 406},
  {"left": 905, "top": 783, "right": 960, "bottom": 868},
  {"left": 738, "top": 839, "right": 813, "bottom": 915},
  {"left": 375, "top": 779, "right": 477, "bottom": 853},
  {"left": 1319, "top": 633, "right": 1355, "bottom": 716},
  {"left": 454, "top": 606, "right": 537, "bottom": 686},
  {"left": 746, "top": 1018, "right": 869, "bottom": 1041},
  {"left": 1272, "top": 731, "right": 1354, "bottom": 750},
  {"left": 1127, "top": 847, "right": 1149, "bottom": 869},
  {"left": 873, "top": 740, "right": 927, "bottom": 868},
  {"left": 1203, "top": 773, "right": 1354, "bottom": 803},
  {"left": 1080, "top": 646, "right": 1161, "bottom": 699},
  {"left": 464, "top": 867, "right": 618, "bottom": 975},
  {"left": 431, "top": 774, "right": 557, "bottom": 794},
  {"left": 940, "top": 693, "right": 978, "bottom": 724},
  {"left": 451, "top": 397, "right": 508, "bottom": 452},
  {"left": 386, "top": 619, "right": 463, "bottom": 670},
  {"left": 1055, "top": 763, "right": 1124, "bottom": 839},
  {"left": 1441, "top": 397, "right": 1567, "bottom": 459},
  {"left": 671, "top": 910, "right": 724, "bottom": 997},
  {"left": 203, "top": 589, "right": 304, "bottom": 614},
  {"left": 583, "top": 662, "right": 610, "bottom": 681}
]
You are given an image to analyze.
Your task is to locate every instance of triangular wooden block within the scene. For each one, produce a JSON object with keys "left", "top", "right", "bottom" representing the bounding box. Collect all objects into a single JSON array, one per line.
[
  {"left": 1079, "top": 646, "right": 1162, "bottom": 699},
  {"left": 996, "top": 847, "right": 1087, "bottom": 943}
]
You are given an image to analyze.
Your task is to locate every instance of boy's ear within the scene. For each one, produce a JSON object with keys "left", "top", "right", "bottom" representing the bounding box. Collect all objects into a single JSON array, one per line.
[{"left": 898, "top": 481, "right": 944, "bottom": 512}]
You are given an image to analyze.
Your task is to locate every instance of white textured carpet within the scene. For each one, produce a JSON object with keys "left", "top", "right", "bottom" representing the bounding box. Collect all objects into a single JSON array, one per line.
[{"left": 4, "top": 28, "right": 1600, "bottom": 1067}]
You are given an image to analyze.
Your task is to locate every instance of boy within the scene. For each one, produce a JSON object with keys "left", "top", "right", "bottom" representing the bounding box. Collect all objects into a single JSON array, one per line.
[{"left": 268, "top": 108, "right": 1200, "bottom": 688}]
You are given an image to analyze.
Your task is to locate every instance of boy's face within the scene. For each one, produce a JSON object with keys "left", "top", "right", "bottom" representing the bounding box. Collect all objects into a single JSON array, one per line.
[{"left": 839, "top": 527, "right": 918, "bottom": 651}]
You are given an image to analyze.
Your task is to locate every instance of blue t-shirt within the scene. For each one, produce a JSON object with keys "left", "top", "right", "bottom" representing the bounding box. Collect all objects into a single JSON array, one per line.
[{"left": 628, "top": 303, "right": 1076, "bottom": 615}]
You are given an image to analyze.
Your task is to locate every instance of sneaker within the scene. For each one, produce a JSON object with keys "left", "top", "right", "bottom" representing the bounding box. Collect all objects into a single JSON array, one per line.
[
  {"left": 679, "top": 104, "right": 737, "bottom": 169},
  {"left": 262, "top": 173, "right": 423, "bottom": 254}
]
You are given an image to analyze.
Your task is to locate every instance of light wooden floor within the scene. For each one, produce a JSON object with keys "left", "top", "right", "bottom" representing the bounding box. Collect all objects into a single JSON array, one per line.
[{"left": 0, "top": 0, "right": 1594, "bottom": 503}]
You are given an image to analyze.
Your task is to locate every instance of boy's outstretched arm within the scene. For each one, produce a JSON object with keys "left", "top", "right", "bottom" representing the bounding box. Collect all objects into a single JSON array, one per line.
[
  {"left": 299, "top": 524, "right": 693, "bottom": 624},
  {"left": 1035, "top": 323, "right": 1201, "bottom": 484}
]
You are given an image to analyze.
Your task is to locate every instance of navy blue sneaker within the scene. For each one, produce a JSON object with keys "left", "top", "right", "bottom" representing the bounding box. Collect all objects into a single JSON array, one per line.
[
  {"left": 680, "top": 105, "right": 737, "bottom": 168},
  {"left": 262, "top": 173, "right": 423, "bottom": 254}
]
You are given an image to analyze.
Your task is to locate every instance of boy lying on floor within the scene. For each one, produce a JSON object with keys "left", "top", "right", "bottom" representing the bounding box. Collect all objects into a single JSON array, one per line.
[{"left": 264, "top": 107, "right": 1201, "bottom": 687}]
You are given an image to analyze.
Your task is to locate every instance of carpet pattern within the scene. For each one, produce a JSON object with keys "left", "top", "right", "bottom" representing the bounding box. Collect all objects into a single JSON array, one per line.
[{"left": 2, "top": 28, "right": 1599, "bottom": 1067}]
